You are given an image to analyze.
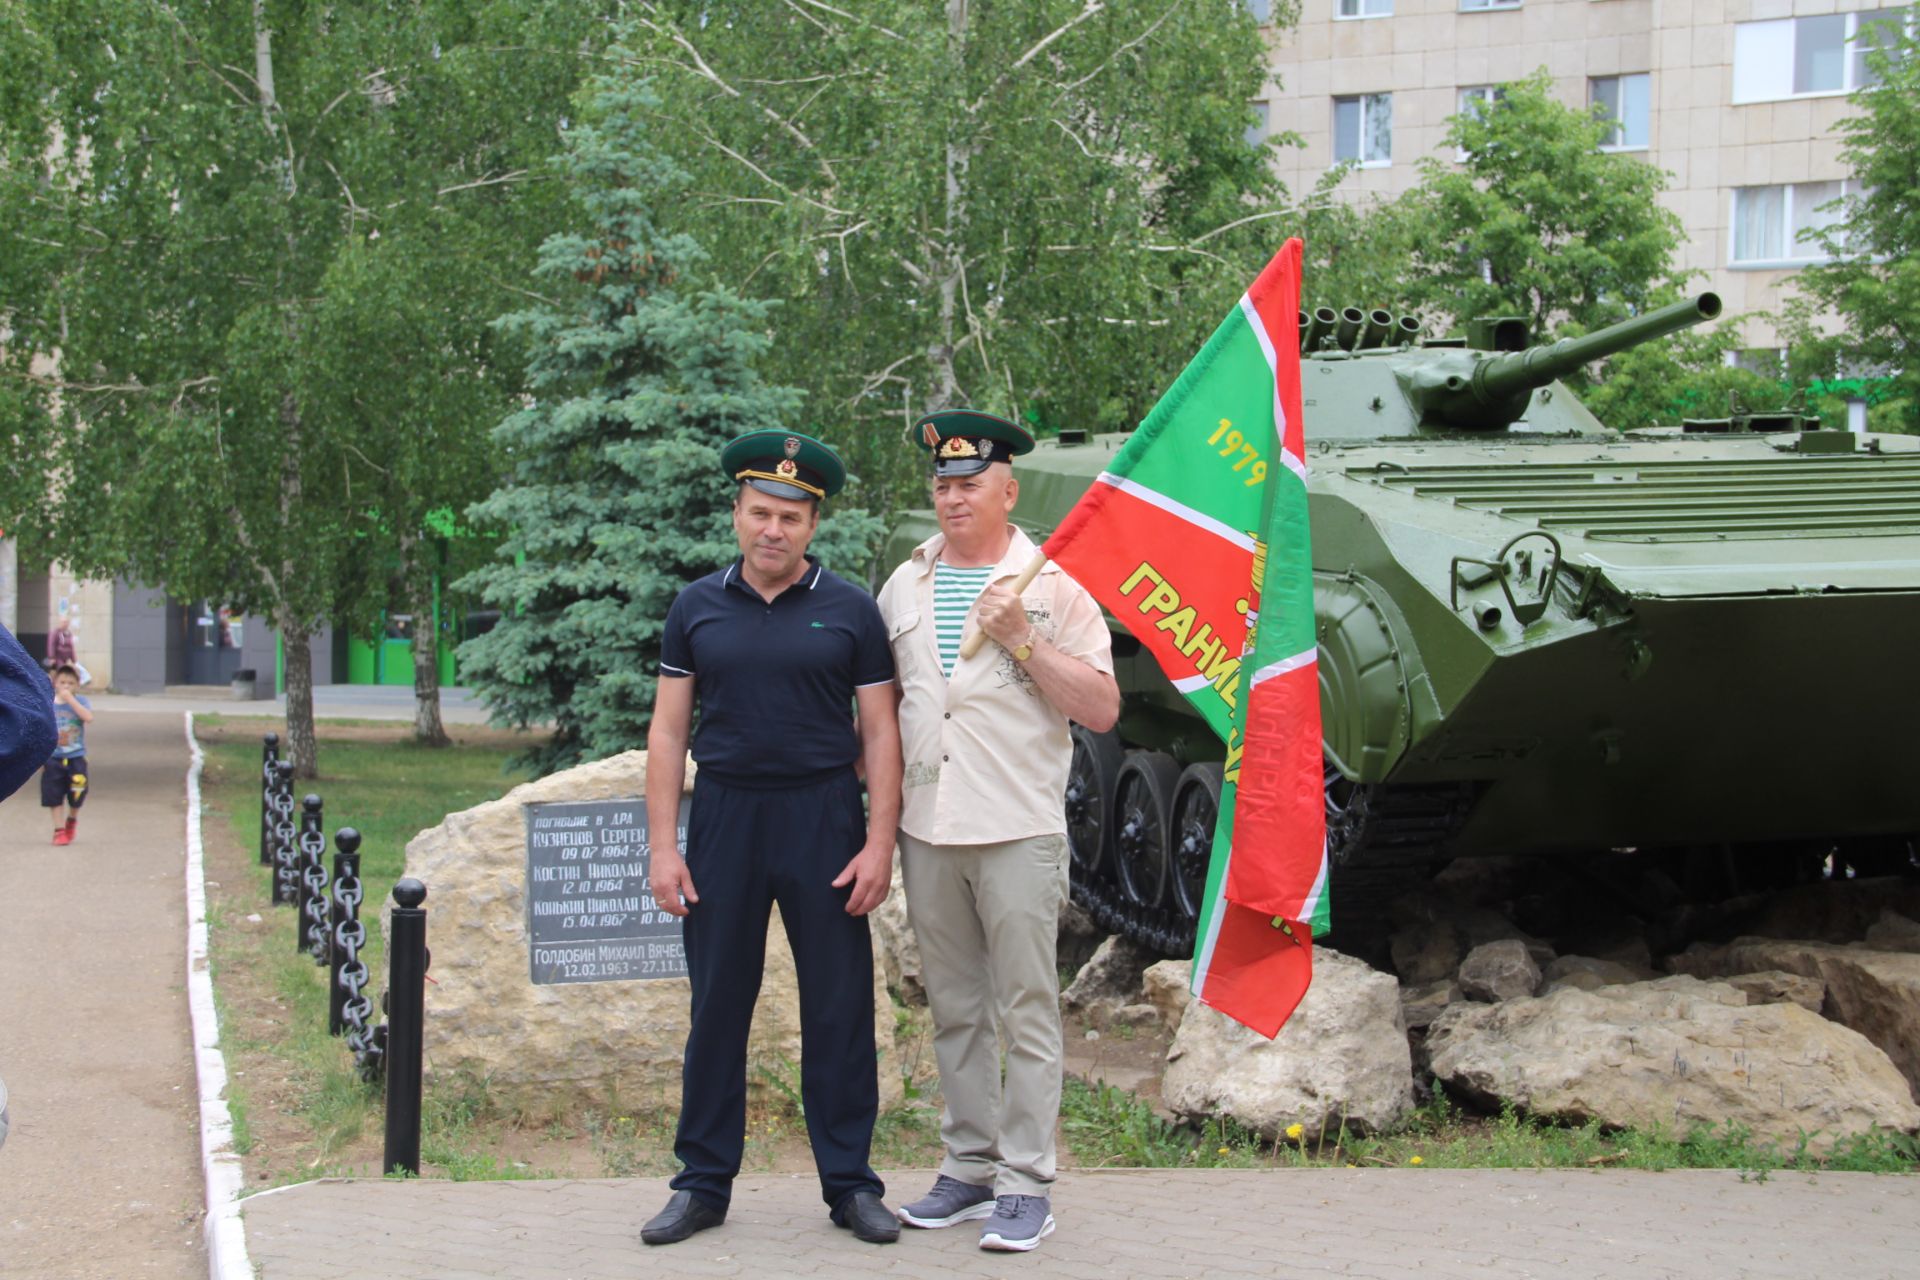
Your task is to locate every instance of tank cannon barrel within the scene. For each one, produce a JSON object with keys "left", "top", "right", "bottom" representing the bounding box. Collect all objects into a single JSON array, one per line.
[{"left": 1409, "top": 292, "right": 1722, "bottom": 429}]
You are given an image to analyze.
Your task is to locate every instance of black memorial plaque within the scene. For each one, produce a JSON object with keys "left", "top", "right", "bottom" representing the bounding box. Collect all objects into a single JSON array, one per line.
[{"left": 526, "top": 796, "right": 689, "bottom": 985}]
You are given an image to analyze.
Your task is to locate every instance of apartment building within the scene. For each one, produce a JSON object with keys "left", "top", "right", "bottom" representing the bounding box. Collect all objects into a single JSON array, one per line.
[{"left": 1250, "top": 0, "right": 1910, "bottom": 353}]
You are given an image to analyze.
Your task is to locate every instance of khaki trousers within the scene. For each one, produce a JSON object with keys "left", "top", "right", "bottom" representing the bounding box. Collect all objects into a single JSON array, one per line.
[{"left": 898, "top": 829, "right": 1068, "bottom": 1197}]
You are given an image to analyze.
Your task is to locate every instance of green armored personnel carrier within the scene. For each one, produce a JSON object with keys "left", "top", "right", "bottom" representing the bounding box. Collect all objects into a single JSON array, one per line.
[{"left": 882, "top": 292, "right": 1920, "bottom": 957}]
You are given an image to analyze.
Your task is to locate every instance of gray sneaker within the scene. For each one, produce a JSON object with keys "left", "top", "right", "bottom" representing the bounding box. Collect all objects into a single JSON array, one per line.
[
  {"left": 896, "top": 1174, "right": 996, "bottom": 1228},
  {"left": 979, "top": 1194, "right": 1055, "bottom": 1251}
]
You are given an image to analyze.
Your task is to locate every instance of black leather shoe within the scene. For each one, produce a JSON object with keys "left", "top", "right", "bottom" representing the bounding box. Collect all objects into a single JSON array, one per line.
[
  {"left": 641, "top": 1190, "right": 726, "bottom": 1245},
  {"left": 831, "top": 1190, "right": 901, "bottom": 1244}
]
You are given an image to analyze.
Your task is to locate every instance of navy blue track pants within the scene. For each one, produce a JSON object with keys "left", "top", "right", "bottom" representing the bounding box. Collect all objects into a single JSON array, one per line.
[{"left": 670, "top": 768, "right": 883, "bottom": 1213}]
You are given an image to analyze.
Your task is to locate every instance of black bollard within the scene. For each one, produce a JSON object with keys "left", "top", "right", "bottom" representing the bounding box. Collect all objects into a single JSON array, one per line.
[
  {"left": 297, "top": 796, "right": 330, "bottom": 961},
  {"left": 383, "top": 878, "right": 429, "bottom": 1177},
  {"left": 271, "top": 762, "right": 299, "bottom": 907},
  {"left": 259, "top": 734, "right": 280, "bottom": 866},
  {"left": 328, "top": 829, "right": 363, "bottom": 1037}
]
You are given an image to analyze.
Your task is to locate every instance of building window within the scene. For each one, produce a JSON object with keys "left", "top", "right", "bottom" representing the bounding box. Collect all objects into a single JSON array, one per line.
[
  {"left": 1591, "top": 73, "right": 1650, "bottom": 150},
  {"left": 1337, "top": 0, "right": 1394, "bottom": 17},
  {"left": 1247, "top": 101, "right": 1270, "bottom": 148},
  {"left": 1333, "top": 93, "right": 1392, "bottom": 166},
  {"left": 1730, "top": 181, "right": 1850, "bottom": 265},
  {"left": 1455, "top": 85, "right": 1505, "bottom": 159},
  {"left": 1726, "top": 348, "right": 1786, "bottom": 375},
  {"left": 1460, "top": 0, "right": 1522, "bottom": 11},
  {"left": 1243, "top": 0, "right": 1272, "bottom": 23},
  {"left": 1732, "top": 10, "right": 1911, "bottom": 104}
]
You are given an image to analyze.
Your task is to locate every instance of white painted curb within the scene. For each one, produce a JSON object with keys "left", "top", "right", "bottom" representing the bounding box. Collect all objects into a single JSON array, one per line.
[{"left": 184, "top": 712, "right": 254, "bottom": 1280}]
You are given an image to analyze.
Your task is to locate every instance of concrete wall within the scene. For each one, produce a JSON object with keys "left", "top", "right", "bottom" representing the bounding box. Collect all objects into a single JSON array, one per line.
[{"left": 111, "top": 580, "right": 176, "bottom": 694}]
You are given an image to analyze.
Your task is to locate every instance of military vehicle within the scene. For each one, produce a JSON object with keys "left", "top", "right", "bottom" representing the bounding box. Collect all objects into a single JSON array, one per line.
[{"left": 882, "top": 292, "right": 1920, "bottom": 957}]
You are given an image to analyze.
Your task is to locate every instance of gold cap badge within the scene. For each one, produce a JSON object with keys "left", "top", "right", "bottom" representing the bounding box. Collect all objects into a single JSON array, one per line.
[{"left": 938, "top": 436, "right": 980, "bottom": 459}]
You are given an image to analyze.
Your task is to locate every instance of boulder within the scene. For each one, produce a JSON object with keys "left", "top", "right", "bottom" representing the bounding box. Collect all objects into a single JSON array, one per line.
[
  {"left": 1162, "top": 949, "right": 1414, "bottom": 1139},
  {"left": 1541, "top": 955, "right": 1654, "bottom": 994},
  {"left": 869, "top": 860, "right": 924, "bottom": 1006},
  {"left": 1458, "top": 939, "right": 1541, "bottom": 1002},
  {"left": 1389, "top": 918, "right": 1465, "bottom": 987},
  {"left": 1400, "top": 979, "right": 1463, "bottom": 1032},
  {"left": 401, "top": 751, "right": 902, "bottom": 1116},
  {"left": 1865, "top": 910, "right": 1920, "bottom": 955},
  {"left": 1061, "top": 934, "right": 1160, "bottom": 1024},
  {"left": 1706, "top": 939, "right": 1920, "bottom": 1101},
  {"left": 1724, "top": 970, "right": 1825, "bottom": 1013},
  {"left": 1705, "top": 877, "right": 1920, "bottom": 946},
  {"left": 1140, "top": 959, "right": 1192, "bottom": 1033},
  {"left": 1427, "top": 976, "right": 1920, "bottom": 1154},
  {"left": 1057, "top": 896, "right": 1109, "bottom": 972}
]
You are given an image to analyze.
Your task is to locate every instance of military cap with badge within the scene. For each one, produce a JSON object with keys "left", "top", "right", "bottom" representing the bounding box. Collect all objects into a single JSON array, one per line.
[
  {"left": 722, "top": 429, "right": 848, "bottom": 500},
  {"left": 909, "top": 409, "right": 1035, "bottom": 477}
]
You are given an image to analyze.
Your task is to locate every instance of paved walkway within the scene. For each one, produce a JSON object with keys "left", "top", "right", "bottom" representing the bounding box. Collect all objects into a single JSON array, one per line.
[
  {"left": 86, "top": 684, "right": 494, "bottom": 724},
  {"left": 241, "top": 1166, "right": 1919, "bottom": 1279},
  {"left": 0, "top": 712, "right": 204, "bottom": 1279}
]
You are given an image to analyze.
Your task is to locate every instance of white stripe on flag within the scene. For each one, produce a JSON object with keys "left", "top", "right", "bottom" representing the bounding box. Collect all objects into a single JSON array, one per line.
[
  {"left": 1190, "top": 868, "right": 1229, "bottom": 1002},
  {"left": 1248, "top": 647, "right": 1316, "bottom": 690},
  {"left": 1094, "top": 473, "right": 1258, "bottom": 552},
  {"left": 1295, "top": 843, "right": 1330, "bottom": 934},
  {"left": 1170, "top": 673, "right": 1211, "bottom": 694},
  {"left": 1238, "top": 293, "right": 1311, "bottom": 483}
]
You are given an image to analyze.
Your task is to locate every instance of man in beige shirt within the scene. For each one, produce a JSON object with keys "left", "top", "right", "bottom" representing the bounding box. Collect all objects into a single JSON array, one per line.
[{"left": 877, "top": 410, "right": 1119, "bottom": 1253}]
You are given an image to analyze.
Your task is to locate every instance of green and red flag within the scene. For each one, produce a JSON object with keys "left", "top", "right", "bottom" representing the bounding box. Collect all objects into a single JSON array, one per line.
[{"left": 1043, "top": 239, "right": 1326, "bottom": 1038}]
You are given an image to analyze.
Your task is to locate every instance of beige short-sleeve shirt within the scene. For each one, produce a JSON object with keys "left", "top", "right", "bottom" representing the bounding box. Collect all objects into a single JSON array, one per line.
[{"left": 878, "top": 526, "right": 1115, "bottom": 846}]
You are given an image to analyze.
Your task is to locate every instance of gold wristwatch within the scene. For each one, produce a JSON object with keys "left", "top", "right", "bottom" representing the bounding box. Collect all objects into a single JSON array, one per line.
[{"left": 1011, "top": 636, "right": 1034, "bottom": 662}]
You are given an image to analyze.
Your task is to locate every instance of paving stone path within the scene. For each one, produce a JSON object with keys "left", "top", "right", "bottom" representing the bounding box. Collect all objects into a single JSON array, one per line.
[{"left": 241, "top": 1166, "right": 1920, "bottom": 1280}]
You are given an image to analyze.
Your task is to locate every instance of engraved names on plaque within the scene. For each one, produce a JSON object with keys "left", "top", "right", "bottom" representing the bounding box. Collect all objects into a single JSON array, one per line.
[{"left": 526, "top": 796, "right": 689, "bottom": 985}]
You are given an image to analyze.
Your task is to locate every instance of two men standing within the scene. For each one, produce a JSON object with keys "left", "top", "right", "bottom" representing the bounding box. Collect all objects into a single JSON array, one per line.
[{"left": 643, "top": 413, "right": 1115, "bottom": 1254}]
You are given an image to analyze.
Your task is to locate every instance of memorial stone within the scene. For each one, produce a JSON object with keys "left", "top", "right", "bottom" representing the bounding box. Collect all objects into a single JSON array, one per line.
[{"left": 402, "top": 750, "right": 903, "bottom": 1116}]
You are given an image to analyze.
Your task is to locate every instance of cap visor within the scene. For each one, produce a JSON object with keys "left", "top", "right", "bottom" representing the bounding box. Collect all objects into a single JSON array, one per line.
[
  {"left": 743, "top": 477, "right": 820, "bottom": 502},
  {"left": 932, "top": 457, "right": 993, "bottom": 478}
]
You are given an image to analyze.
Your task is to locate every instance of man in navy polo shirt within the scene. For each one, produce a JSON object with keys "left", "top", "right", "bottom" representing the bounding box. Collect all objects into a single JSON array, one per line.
[{"left": 640, "top": 429, "right": 903, "bottom": 1248}]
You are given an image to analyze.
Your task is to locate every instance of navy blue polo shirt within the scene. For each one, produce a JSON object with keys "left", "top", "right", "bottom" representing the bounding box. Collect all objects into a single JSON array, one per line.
[{"left": 659, "top": 556, "right": 893, "bottom": 786}]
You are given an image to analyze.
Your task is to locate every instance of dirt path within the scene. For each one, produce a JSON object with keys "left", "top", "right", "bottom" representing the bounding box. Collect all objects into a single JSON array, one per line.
[{"left": 0, "top": 710, "right": 205, "bottom": 1279}]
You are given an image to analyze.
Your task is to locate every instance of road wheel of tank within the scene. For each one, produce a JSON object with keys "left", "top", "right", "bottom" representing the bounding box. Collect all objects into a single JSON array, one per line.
[
  {"left": 1066, "top": 724, "right": 1124, "bottom": 877},
  {"left": 1113, "top": 751, "right": 1180, "bottom": 909},
  {"left": 1169, "top": 762, "right": 1224, "bottom": 922}
]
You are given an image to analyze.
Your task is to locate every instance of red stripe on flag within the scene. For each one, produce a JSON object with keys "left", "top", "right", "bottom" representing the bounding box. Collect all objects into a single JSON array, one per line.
[
  {"left": 1226, "top": 660, "right": 1324, "bottom": 918},
  {"left": 1198, "top": 903, "right": 1313, "bottom": 1040},
  {"left": 1046, "top": 486, "right": 1254, "bottom": 692},
  {"left": 1242, "top": 244, "right": 1307, "bottom": 464}
]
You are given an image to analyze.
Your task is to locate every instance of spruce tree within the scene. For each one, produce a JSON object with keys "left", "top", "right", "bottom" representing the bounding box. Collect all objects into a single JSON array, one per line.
[{"left": 458, "top": 73, "right": 873, "bottom": 772}]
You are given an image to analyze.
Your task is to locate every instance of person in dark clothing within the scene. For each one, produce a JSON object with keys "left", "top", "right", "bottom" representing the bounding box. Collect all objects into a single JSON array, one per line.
[
  {"left": 1, "top": 622, "right": 59, "bottom": 803},
  {"left": 639, "top": 430, "right": 903, "bottom": 1249}
]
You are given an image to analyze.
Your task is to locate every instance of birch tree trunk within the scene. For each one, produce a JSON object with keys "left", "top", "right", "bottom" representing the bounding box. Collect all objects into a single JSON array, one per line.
[{"left": 401, "top": 533, "right": 450, "bottom": 747}]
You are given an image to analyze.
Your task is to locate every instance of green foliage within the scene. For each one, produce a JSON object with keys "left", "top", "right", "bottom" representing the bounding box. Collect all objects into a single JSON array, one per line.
[
  {"left": 1578, "top": 321, "right": 1798, "bottom": 431},
  {"left": 454, "top": 71, "right": 870, "bottom": 772},
  {"left": 614, "top": 1, "right": 1287, "bottom": 514},
  {"left": 1406, "top": 71, "right": 1692, "bottom": 338},
  {"left": 1784, "top": 20, "right": 1920, "bottom": 435}
]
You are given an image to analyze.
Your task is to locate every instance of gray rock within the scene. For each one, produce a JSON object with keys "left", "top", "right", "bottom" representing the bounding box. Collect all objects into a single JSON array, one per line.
[
  {"left": 1864, "top": 910, "right": 1920, "bottom": 955},
  {"left": 1163, "top": 949, "right": 1414, "bottom": 1139},
  {"left": 1390, "top": 918, "right": 1465, "bottom": 986},
  {"left": 1457, "top": 939, "right": 1541, "bottom": 1002},
  {"left": 1543, "top": 954, "right": 1654, "bottom": 988},
  {"left": 1108, "top": 1003, "right": 1165, "bottom": 1030},
  {"left": 1427, "top": 976, "right": 1920, "bottom": 1154},
  {"left": 1057, "top": 897, "right": 1108, "bottom": 972},
  {"left": 1711, "top": 938, "right": 1920, "bottom": 1100},
  {"left": 1061, "top": 933, "right": 1161, "bottom": 1022},
  {"left": 1400, "top": 979, "right": 1463, "bottom": 1031},
  {"left": 1140, "top": 959, "right": 1192, "bottom": 1033},
  {"left": 1724, "top": 969, "right": 1825, "bottom": 1013}
]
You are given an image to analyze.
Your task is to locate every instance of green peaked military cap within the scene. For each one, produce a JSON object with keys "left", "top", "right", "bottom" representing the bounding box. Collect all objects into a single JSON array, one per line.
[
  {"left": 908, "top": 409, "right": 1036, "bottom": 477},
  {"left": 721, "top": 429, "right": 848, "bottom": 501}
]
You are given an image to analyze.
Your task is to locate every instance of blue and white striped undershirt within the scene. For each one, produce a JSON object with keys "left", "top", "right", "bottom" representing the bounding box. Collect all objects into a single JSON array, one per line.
[{"left": 933, "top": 562, "right": 996, "bottom": 677}]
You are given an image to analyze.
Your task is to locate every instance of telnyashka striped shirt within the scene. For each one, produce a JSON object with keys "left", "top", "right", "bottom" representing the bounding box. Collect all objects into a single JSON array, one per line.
[{"left": 933, "top": 562, "right": 995, "bottom": 677}]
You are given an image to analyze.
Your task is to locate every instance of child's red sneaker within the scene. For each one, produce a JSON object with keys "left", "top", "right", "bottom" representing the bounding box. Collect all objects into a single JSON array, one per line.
[{"left": 52, "top": 829, "right": 73, "bottom": 847}]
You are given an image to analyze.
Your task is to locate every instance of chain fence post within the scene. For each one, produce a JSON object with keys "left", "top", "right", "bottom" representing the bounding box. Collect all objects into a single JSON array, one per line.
[
  {"left": 259, "top": 734, "right": 279, "bottom": 866},
  {"left": 383, "top": 878, "right": 428, "bottom": 1177},
  {"left": 298, "top": 795, "right": 330, "bottom": 962},
  {"left": 328, "top": 829, "right": 363, "bottom": 1037},
  {"left": 271, "top": 761, "right": 299, "bottom": 907}
]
